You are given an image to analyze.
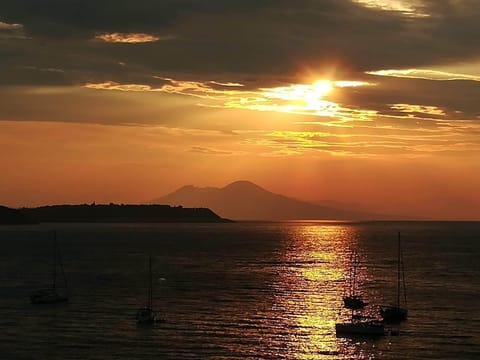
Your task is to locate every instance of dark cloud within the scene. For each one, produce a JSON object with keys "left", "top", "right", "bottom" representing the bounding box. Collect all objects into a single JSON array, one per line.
[
  {"left": 331, "top": 75, "right": 480, "bottom": 120},
  {"left": 0, "top": 0, "right": 286, "bottom": 37},
  {"left": 1, "top": 0, "right": 480, "bottom": 128}
]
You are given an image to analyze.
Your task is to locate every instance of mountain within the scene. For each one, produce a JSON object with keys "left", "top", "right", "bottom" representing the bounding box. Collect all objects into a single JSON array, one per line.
[
  {"left": 0, "top": 205, "right": 37, "bottom": 225},
  {"left": 151, "top": 181, "right": 380, "bottom": 221}
]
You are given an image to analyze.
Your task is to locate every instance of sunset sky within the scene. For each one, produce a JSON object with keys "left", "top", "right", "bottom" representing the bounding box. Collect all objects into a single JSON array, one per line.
[{"left": 1, "top": 0, "right": 479, "bottom": 219}]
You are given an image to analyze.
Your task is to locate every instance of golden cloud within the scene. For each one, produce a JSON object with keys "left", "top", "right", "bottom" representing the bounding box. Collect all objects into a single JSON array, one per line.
[
  {"left": 84, "top": 78, "right": 376, "bottom": 123},
  {"left": 391, "top": 104, "right": 446, "bottom": 116},
  {"left": 367, "top": 69, "right": 480, "bottom": 82},
  {"left": 94, "top": 32, "right": 162, "bottom": 43},
  {"left": 352, "top": 0, "right": 428, "bottom": 17}
]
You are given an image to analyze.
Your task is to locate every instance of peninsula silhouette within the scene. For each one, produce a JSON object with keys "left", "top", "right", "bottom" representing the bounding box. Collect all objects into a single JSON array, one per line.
[{"left": 3, "top": 204, "right": 231, "bottom": 224}]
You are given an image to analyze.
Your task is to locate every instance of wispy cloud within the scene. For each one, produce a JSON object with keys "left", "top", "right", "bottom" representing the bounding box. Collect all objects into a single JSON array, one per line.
[
  {"left": 84, "top": 78, "right": 377, "bottom": 123},
  {"left": 390, "top": 104, "right": 445, "bottom": 116},
  {"left": 22, "top": 66, "right": 65, "bottom": 73},
  {"left": 352, "top": 0, "right": 428, "bottom": 17},
  {"left": 208, "top": 81, "right": 244, "bottom": 87},
  {"left": 0, "top": 20, "right": 27, "bottom": 39},
  {"left": 85, "top": 81, "right": 152, "bottom": 91},
  {"left": 367, "top": 69, "right": 480, "bottom": 82},
  {"left": 94, "top": 32, "right": 163, "bottom": 43},
  {"left": 0, "top": 21, "right": 23, "bottom": 30}
]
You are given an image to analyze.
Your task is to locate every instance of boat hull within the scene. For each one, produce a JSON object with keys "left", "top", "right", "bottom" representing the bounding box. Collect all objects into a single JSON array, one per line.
[
  {"left": 30, "top": 290, "right": 68, "bottom": 304},
  {"left": 335, "top": 322, "right": 385, "bottom": 337},
  {"left": 381, "top": 306, "right": 408, "bottom": 323},
  {"left": 136, "top": 307, "right": 157, "bottom": 325},
  {"left": 343, "top": 296, "right": 367, "bottom": 310}
]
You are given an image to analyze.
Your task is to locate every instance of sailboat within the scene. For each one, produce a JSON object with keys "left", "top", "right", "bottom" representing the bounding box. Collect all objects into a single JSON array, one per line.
[
  {"left": 30, "top": 230, "right": 69, "bottom": 304},
  {"left": 381, "top": 231, "right": 408, "bottom": 323},
  {"left": 343, "top": 252, "right": 367, "bottom": 310},
  {"left": 336, "top": 251, "right": 384, "bottom": 337},
  {"left": 136, "top": 254, "right": 157, "bottom": 325}
]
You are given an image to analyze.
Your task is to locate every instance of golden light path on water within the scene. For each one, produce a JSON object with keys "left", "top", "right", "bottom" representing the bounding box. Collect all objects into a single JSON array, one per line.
[{"left": 270, "top": 224, "right": 381, "bottom": 359}]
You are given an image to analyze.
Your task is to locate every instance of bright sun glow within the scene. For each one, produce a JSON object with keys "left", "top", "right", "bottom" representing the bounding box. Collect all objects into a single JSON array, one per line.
[
  {"left": 86, "top": 78, "right": 376, "bottom": 121},
  {"left": 306, "top": 80, "right": 334, "bottom": 108},
  {"left": 313, "top": 80, "right": 333, "bottom": 96}
]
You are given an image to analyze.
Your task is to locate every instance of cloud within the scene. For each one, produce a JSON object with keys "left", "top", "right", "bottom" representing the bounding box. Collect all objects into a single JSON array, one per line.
[
  {"left": 390, "top": 104, "right": 445, "bottom": 116},
  {"left": 0, "top": 19, "right": 27, "bottom": 39},
  {"left": 94, "top": 32, "right": 162, "bottom": 43},
  {"left": 84, "top": 77, "right": 378, "bottom": 123},
  {"left": 352, "top": 0, "right": 429, "bottom": 17},
  {"left": 81, "top": 73, "right": 480, "bottom": 125},
  {"left": 1, "top": 0, "right": 480, "bottom": 79},
  {"left": 367, "top": 69, "right": 480, "bottom": 82},
  {"left": 85, "top": 81, "right": 153, "bottom": 91},
  {"left": 0, "top": 20, "right": 22, "bottom": 30},
  {"left": 22, "top": 65, "right": 65, "bottom": 73},
  {"left": 189, "top": 146, "right": 236, "bottom": 155}
]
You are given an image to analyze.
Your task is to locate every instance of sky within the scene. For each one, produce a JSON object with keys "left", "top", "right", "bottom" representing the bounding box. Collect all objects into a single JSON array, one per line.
[{"left": 1, "top": 0, "right": 479, "bottom": 219}]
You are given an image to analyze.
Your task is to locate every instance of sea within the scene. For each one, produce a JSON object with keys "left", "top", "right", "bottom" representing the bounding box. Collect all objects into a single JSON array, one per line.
[{"left": 0, "top": 221, "right": 479, "bottom": 359}]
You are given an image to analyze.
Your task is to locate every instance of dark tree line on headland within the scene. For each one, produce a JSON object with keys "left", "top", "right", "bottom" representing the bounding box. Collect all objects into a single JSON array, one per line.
[{"left": 0, "top": 204, "right": 231, "bottom": 224}]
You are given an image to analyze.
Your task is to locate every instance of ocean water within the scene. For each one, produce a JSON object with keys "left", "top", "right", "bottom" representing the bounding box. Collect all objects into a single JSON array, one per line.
[{"left": 0, "top": 221, "right": 479, "bottom": 359}]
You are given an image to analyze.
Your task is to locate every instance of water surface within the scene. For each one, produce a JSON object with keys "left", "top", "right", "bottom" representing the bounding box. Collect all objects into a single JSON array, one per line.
[{"left": 0, "top": 221, "right": 479, "bottom": 359}]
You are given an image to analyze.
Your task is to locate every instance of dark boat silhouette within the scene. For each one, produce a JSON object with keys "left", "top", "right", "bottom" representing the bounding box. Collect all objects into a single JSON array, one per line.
[
  {"left": 136, "top": 254, "right": 157, "bottom": 325},
  {"left": 335, "top": 318, "right": 385, "bottom": 337},
  {"left": 343, "top": 252, "right": 367, "bottom": 310},
  {"left": 381, "top": 232, "right": 408, "bottom": 323},
  {"left": 336, "top": 252, "right": 385, "bottom": 337},
  {"left": 30, "top": 231, "right": 69, "bottom": 304}
]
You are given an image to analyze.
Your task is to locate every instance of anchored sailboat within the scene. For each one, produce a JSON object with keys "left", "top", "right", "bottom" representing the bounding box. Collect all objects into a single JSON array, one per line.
[
  {"left": 336, "top": 251, "right": 384, "bottom": 337},
  {"left": 343, "top": 252, "right": 367, "bottom": 310},
  {"left": 30, "top": 230, "right": 69, "bottom": 304},
  {"left": 381, "top": 231, "right": 408, "bottom": 323},
  {"left": 136, "top": 254, "right": 157, "bottom": 325}
]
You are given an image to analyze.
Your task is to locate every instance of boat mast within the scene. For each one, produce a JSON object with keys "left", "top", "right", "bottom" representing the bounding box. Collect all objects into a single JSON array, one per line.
[
  {"left": 148, "top": 254, "right": 153, "bottom": 309},
  {"left": 53, "top": 230, "right": 57, "bottom": 290},
  {"left": 397, "top": 231, "right": 401, "bottom": 308},
  {"left": 348, "top": 252, "right": 353, "bottom": 297},
  {"left": 352, "top": 253, "right": 357, "bottom": 297},
  {"left": 57, "top": 233, "right": 68, "bottom": 295},
  {"left": 401, "top": 238, "right": 407, "bottom": 306}
]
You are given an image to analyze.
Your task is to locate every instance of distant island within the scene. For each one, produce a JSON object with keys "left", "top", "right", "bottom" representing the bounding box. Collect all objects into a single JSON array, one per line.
[
  {"left": 152, "top": 180, "right": 393, "bottom": 221},
  {"left": 0, "top": 204, "right": 231, "bottom": 224}
]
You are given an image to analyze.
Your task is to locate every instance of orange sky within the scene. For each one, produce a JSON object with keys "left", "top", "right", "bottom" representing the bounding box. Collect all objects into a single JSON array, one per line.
[{"left": 1, "top": 0, "right": 480, "bottom": 219}]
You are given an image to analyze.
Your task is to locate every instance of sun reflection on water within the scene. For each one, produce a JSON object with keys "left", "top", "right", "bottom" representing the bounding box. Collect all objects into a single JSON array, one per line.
[{"left": 271, "top": 224, "right": 383, "bottom": 359}]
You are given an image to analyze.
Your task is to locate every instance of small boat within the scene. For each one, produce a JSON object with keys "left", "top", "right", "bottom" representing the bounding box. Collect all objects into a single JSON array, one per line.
[
  {"left": 136, "top": 254, "right": 157, "bottom": 325},
  {"left": 343, "top": 252, "right": 367, "bottom": 310},
  {"left": 30, "top": 231, "right": 69, "bottom": 304},
  {"left": 381, "top": 232, "right": 408, "bottom": 323},
  {"left": 335, "top": 319, "right": 385, "bottom": 337}
]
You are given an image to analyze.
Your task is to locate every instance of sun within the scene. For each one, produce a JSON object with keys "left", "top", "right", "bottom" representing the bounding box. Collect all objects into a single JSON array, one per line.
[
  {"left": 304, "top": 80, "right": 333, "bottom": 109},
  {"left": 312, "top": 80, "right": 333, "bottom": 96}
]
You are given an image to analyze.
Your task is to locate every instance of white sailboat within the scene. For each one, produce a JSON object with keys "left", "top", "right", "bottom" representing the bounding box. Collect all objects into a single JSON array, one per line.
[
  {"left": 30, "top": 231, "right": 69, "bottom": 304},
  {"left": 136, "top": 254, "right": 157, "bottom": 325}
]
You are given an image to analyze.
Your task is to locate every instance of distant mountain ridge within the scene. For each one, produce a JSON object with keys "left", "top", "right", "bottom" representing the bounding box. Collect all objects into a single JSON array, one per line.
[{"left": 152, "top": 180, "right": 383, "bottom": 221}]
